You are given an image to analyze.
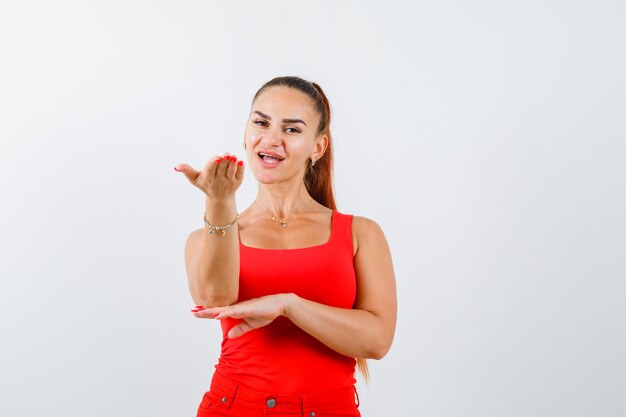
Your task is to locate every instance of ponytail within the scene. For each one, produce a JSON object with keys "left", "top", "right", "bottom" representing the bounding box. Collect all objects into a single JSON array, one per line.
[{"left": 304, "top": 81, "right": 335, "bottom": 211}]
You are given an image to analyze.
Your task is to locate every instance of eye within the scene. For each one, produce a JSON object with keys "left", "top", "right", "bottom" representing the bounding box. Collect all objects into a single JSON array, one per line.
[
  {"left": 285, "top": 127, "right": 301, "bottom": 133},
  {"left": 253, "top": 119, "right": 268, "bottom": 127}
]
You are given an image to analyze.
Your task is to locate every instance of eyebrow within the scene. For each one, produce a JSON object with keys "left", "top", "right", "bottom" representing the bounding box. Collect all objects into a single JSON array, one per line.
[{"left": 253, "top": 110, "right": 307, "bottom": 126}]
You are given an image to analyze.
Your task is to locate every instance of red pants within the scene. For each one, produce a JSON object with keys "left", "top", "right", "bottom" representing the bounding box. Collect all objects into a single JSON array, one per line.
[{"left": 195, "top": 371, "right": 361, "bottom": 417}]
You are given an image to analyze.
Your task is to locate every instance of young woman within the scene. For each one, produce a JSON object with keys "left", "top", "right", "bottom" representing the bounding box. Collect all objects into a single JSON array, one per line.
[{"left": 175, "top": 76, "right": 397, "bottom": 417}]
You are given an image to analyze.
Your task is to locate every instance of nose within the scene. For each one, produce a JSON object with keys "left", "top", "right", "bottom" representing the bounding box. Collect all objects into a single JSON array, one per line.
[{"left": 260, "top": 128, "right": 283, "bottom": 147}]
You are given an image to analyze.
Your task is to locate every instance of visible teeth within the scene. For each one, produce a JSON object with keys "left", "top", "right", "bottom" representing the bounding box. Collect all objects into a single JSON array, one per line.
[{"left": 259, "top": 153, "right": 284, "bottom": 160}]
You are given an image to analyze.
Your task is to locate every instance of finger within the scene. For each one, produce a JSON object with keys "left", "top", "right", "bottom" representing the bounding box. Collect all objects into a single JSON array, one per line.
[
  {"left": 235, "top": 159, "right": 245, "bottom": 181},
  {"left": 175, "top": 163, "right": 200, "bottom": 184},
  {"left": 220, "top": 152, "right": 232, "bottom": 166},
  {"left": 204, "top": 156, "right": 224, "bottom": 181},
  {"left": 214, "top": 307, "right": 238, "bottom": 320},
  {"left": 227, "top": 322, "right": 254, "bottom": 338},
  {"left": 226, "top": 155, "right": 239, "bottom": 179},
  {"left": 190, "top": 307, "right": 214, "bottom": 318},
  {"left": 202, "top": 155, "right": 224, "bottom": 169},
  {"left": 191, "top": 306, "right": 227, "bottom": 318},
  {"left": 215, "top": 154, "right": 231, "bottom": 178},
  {"left": 218, "top": 156, "right": 233, "bottom": 178}
]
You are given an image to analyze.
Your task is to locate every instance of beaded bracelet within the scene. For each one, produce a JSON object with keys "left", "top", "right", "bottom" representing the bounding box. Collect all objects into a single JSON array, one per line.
[{"left": 203, "top": 212, "right": 239, "bottom": 236}]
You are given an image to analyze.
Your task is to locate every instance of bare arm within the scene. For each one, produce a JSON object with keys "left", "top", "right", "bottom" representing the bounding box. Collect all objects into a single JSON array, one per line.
[
  {"left": 199, "top": 216, "right": 398, "bottom": 359},
  {"left": 178, "top": 154, "right": 244, "bottom": 307}
]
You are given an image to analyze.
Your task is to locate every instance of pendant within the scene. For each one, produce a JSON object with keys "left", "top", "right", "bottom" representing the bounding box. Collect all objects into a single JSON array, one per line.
[{"left": 272, "top": 216, "right": 288, "bottom": 228}]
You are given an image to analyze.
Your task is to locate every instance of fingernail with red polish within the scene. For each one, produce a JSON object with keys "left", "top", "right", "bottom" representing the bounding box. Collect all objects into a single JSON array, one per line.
[{"left": 238, "top": 161, "right": 243, "bottom": 166}]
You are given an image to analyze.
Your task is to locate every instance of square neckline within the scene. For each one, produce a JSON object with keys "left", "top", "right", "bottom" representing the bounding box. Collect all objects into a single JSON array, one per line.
[{"left": 238, "top": 210, "right": 336, "bottom": 251}]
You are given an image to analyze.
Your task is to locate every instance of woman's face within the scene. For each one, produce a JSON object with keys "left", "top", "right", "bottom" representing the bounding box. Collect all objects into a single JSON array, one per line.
[{"left": 244, "top": 86, "right": 326, "bottom": 185}]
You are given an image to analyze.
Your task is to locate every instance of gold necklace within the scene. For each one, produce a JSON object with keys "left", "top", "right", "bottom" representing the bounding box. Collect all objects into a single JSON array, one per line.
[
  {"left": 253, "top": 197, "right": 314, "bottom": 228},
  {"left": 271, "top": 216, "right": 289, "bottom": 228}
]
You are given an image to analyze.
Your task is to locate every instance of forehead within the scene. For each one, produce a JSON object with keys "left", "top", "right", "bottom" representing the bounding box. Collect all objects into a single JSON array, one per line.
[{"left": 252, "top": 86, "right": 317, "bottom": 120}]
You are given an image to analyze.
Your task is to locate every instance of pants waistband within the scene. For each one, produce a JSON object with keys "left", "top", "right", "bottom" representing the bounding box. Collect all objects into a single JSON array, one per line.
[{"left": 209, "top": 371, "right": 360, "bottom": 413}]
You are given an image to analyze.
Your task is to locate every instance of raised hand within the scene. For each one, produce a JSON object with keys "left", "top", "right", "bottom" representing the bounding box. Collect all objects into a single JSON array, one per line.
[{"left": 174, "top": 153, "right": 244, "bottom": 200}]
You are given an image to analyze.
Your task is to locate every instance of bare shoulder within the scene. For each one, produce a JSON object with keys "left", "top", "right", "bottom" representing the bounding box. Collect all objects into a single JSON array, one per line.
[
  {"left": 351, "top": 215, "right": 389, "bottom": 256},
  {"left": 352, "top": 215, "right": 384, "bottom": 230}
]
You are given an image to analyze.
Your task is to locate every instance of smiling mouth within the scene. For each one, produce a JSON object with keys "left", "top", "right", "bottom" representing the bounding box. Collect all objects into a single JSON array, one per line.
[{"left": 257, "top": 152, "right": 285, "bottom": 164}]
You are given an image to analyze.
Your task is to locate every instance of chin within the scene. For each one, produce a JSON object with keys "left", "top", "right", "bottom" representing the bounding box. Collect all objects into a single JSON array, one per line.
[
  {"left": 250, "top": 169, "right": 281, "bottom": 184},
  {"left": 252, "top": 169, "right": 301, "bottom": 186}
]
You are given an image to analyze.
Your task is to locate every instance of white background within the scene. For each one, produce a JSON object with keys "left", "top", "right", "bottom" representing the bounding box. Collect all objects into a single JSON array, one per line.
[{"left": 1, "top": 1, "right": 625, "bottom": 416}]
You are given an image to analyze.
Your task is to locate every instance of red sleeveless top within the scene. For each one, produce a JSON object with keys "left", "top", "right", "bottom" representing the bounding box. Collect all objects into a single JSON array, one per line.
[{"left": 214, "top": 210, "right": 358, "bottom": 394}]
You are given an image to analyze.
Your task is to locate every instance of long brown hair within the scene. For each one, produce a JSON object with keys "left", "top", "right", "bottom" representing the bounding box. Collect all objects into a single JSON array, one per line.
[{"left": 252, "top": 76, "right": 369, "bottom": 380}]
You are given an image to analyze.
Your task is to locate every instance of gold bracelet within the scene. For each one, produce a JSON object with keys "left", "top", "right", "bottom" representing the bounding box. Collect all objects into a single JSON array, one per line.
[{"left": 203, "top": 212, "right": 239, "bottom": 236}]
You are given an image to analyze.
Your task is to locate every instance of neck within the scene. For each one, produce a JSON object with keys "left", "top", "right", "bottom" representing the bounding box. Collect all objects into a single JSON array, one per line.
[{"left": 254, "top": 181, "right": 313, "bottom": 219}]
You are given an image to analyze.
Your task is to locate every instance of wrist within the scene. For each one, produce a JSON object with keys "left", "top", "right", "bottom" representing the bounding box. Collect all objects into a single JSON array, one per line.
[
  {"left": 205, "top": 195, "right": 236, "bottom": 208},
  {"left": 281, "top": 293, "right": 298, "bottom": 318},
  {"left": 204, "top": 198, "right": 237, "bottom": 224}
]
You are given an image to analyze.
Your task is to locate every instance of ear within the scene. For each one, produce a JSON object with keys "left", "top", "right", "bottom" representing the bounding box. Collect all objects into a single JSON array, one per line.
[{"left": 311, "top": 133, "right": 329, "bottom": 160}]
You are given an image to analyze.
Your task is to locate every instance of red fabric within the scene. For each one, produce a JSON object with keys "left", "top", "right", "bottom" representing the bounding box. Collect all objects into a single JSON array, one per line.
[
  {"left": 196, "top": 371, "right": 361, "bottom": 417},
  {"left": 214, "top": 210, "right": 358, "bottom": 394}
]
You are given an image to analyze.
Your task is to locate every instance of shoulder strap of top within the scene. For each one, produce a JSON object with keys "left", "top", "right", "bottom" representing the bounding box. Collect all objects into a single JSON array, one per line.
[{"left": 332, "top": 211, "right": 354, "bottom": 254}]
